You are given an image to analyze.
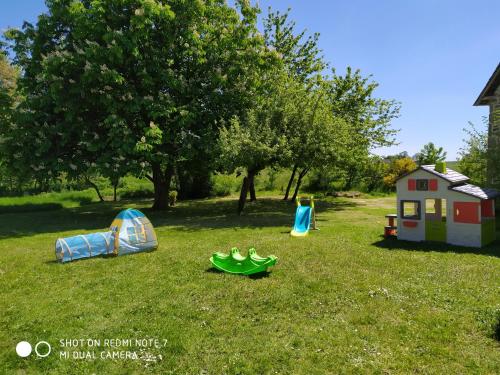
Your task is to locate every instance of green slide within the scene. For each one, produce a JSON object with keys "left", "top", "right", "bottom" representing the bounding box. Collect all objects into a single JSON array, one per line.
[{"left": 210, "top": 248, "right": 278, "bottom": 275}]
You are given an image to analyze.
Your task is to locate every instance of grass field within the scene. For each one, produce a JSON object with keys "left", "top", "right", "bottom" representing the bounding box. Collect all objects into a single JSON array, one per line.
[{"left": 0, "top": 194, "right": 499, "bottom": 374}]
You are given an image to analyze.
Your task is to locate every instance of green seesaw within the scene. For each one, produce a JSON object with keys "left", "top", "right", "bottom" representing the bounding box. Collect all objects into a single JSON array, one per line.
[{"left": 210, "top": 247, "right": 277, "bottom": 275}]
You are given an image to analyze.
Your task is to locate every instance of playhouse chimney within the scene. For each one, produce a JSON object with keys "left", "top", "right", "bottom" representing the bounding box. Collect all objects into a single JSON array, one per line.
[{"left": 435, "top": 161, "right": 447, "bottom": 174}]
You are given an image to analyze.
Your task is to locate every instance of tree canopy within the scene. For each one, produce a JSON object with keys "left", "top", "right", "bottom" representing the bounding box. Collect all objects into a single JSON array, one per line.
[
  {"left": 4, "top": 0, "right": 278, "bottom": 209},
  {"left": 415, "top": 142, "right": 447, "bottom": 166},
  {"left": 458, "top": 121, "right": 488, "bottom": 186}
]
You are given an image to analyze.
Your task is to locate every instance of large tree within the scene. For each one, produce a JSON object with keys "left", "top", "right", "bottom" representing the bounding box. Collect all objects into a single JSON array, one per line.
[
  {"left": 0, "top": 46, "right": 21, "bottom": 193},
  {"left": 5, "top": 0, "right": 271, "bottom": 209},
  {"left": 262, "top": 8, "right": 328, "bottom": 201},
  {"left": 218, "top": 69, "right": 292, "bottom": 214}
]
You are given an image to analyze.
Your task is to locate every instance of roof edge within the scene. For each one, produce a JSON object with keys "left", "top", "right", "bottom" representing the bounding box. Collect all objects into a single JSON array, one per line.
[
  {"left": 395, "top": 166, "right": 469, "bottom": 185},
  {"left": 474, "top": 62, "right": 500, "bottom": 106},
  {"left": 448, "top": 185, "right": 500, "bottom": 200}
]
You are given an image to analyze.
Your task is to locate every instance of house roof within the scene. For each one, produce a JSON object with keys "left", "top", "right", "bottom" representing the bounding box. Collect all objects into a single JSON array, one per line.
[
  {"left": 419, "top": 165, "right": 469, "bottom": 184},
  {"left": 474, "top": 62, "right": 500, "bottom": 106},
  {"left": 450, "top": 184, "right": 500, "bottom": 200}
]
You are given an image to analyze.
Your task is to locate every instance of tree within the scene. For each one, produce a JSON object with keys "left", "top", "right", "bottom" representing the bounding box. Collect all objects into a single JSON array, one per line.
[
  {"left": 458, "top": 121, "right": 488, "bottom": 186},
  {"left": 5, "top": 0, "right": 271, "bottom": 209},
  {"left": 0, "top": 46, "right": 22, "bottom": 194},
  {"left": 283, "top": 68, "right": 400, "bottom": 200},
  {"left": 383, "top": 157, "right": 417, "bottom": 189},
  {"left": 415, "top": 142, "right": 447, "bottom": 166},
  {"left": 263, "top": 8, "right": 328, "bottom": 201},
  {"left": 282, "top": 79, "right": 351, "bottom": 201},
  {"left": 362, "top": 155, "right": 389, "bottom": 192},
  {"left": 218, "top": 70, "right": 292, "bottom": 214}
]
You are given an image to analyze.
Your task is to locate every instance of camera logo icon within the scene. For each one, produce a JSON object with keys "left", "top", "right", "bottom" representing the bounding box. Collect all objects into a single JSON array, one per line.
[{"left": 16, "top": 341, "right": 51, "bottom": 358}]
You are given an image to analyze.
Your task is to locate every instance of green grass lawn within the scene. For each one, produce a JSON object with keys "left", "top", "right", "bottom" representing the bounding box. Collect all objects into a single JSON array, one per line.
[{"left": 0, "top": 194, "right": 499, "bottom": 374}]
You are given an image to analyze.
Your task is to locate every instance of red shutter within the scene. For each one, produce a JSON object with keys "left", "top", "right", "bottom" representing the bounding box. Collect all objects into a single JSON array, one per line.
[
  {"left": 454, "top": 202, "right": 480, "bottom": 224},
  {"left": 429, "top": 179, "right": 438, "bottom": 191},
  {"left": 408, "top": 179, "right": 416, "bottom": 191},
  {"left": 481, "top": 200, "right": 495, "bottom": 218}
]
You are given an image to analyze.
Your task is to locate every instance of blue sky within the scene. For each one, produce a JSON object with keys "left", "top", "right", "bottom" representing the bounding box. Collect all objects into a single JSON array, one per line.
[{"left": 2, "top": 1, "right": 499, "bottom": 159}]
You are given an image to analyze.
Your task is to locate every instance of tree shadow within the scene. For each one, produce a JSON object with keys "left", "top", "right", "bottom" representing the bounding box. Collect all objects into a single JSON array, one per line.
[
  {"left": 145, "top": 197, "right": 357, "bottom": 233},
  {"left": 0, "top": 196, "right": 359, "bottom": 240},
  {"left": 494, "top": 317, "right": 500, "bottom": 342},
  {"left": 0, "top": 201, "right": 123, "bottom": 240},
  {"left": 372, "top": 236, "right": 500, "bottom": 258}
]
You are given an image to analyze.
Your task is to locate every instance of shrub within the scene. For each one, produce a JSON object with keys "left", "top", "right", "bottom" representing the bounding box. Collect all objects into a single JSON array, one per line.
[
  {"left": 120, "top": 187, "right": 154, "bottom": 199},
  {"left": 211, "top": 173, "right": 239, "bottom": 197},
  {"left": 169, "top": 190, "right": 178, "bottom": 206}
]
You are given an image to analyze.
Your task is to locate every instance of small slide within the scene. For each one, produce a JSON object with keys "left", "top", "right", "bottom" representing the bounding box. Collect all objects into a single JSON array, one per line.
[
  {"left": 290, "top": 196, "right": 316, "bottom": 237},
  {"left": 210, "top": 248, "right": 277, "bottom": 275}
]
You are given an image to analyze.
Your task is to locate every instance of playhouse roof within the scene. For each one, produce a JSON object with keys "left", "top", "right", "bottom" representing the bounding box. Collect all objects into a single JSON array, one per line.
[
  {"left": 450, "top": 184, "right": 500, "bottom": 200},
  {"left": 474, "top": 62, "right": 500, "bottom": 106},
  {"left": 419, "top": 165, "right": 469, "bottom": 184}
]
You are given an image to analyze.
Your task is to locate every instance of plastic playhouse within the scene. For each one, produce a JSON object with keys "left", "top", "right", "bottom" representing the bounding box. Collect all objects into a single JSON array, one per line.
[
  {"left": 55, "top": 208, "right": 158, "bottom": 262},
  {"left": 388, "top": 162, "right": 498, "bottom": 247},
  {"left": 210, "top": 248, "right": 277, "bottom": 275},
  {"left": 291, "top": 196, "right": 317, "bottom": 237}
]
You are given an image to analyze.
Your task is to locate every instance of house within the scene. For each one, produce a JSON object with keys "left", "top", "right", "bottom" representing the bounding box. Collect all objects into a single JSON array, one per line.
[
  {"left": 474, "top": 62, "right": 500, "bottom": 190},
  {"left": 396, "top": 162, "right": 498, "bottom": 247}
]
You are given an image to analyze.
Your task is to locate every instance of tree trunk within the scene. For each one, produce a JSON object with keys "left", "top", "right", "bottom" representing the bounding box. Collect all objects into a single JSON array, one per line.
[
  {"left": 248, "top": 170, "right": 257, "bottom": 201},
  {"left": 291, "top": 168, "right": 309, "bottom": 202},
  {"left": 152, "top": 163, "right": 174, "bottom": 210},
  {"left": 283, "top": 164, "right": 298, "bottom": 200},
  {"left": 85, "top": 176, "right": 104, "bottom": 202},
  {"left": 113, "top": 181, "right": 118, "bottom": 202},
  {"left": 238, "top": 176, "right": 250, "bottom": 215},
  {"left": 344, "top": 167, "right": 356, "bottom": 191}
]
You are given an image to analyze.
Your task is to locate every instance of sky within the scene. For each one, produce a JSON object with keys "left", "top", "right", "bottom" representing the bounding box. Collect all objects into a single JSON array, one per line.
[{"left": 1, "top": 1, "right": 499, "bottom": 160}]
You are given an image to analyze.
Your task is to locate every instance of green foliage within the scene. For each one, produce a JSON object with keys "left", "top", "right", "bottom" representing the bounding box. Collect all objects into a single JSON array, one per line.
[
  {"left": 415, "top": 142, "right": 447, "bottom": 166},
  {"left": 458, "top": 121, "right": 488, "bottom": 186},
  {"left": 263, "top": 8, "right": 325, "bottom": 82},
  {"left": 362, "top": 156, "right": 390, "bottom": 192},
  {"left": 211, "top": 173, "right": 240, "bottom": 197},
  {"left": 383, "top": 157, "right": 417, "bottom": 189},
  {"left": 119, "top": 186, "right": 154, "bottom": 199},
  {"left": 327, "top": 67, "right": 400, "bottom": 149},
  {"left": 218, "top": 104, "right": 290, "bottom": 174}
]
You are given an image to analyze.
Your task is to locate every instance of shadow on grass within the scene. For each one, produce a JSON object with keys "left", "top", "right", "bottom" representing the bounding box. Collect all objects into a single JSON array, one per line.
[
  {"left": 0, "top": 202, "right": 63, "bottom": 214},
  {"left": 0, "top": 196, "right": 358, "bottom": 240},
  {"left": 146, "top": 197, "right": 356, "bottom": 233},
  {"left": 0, "top": 201, "right": 126, "bottom": 240},
  {"left": 372, "top": 236, "right": 500, "bottom": 258},
  {"left": 494, "top": 318, "right": 500, "bottom": 342},
  {"left": 205, "top": 267, "right": 271, "bottom": 279}
]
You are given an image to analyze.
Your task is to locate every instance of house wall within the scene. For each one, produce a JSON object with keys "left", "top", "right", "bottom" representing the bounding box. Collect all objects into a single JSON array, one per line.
[
  {"left": 487, "top": 85, "right": 500, "bottom": 195},
  {"left": 396, "top": 170, "right": 483, "bottom": 247}
]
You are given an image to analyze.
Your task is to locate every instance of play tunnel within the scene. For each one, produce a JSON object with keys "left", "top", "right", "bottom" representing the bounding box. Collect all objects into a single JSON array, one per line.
[{"left": 55, "top": 209, "right": 158, "bottom": 263}]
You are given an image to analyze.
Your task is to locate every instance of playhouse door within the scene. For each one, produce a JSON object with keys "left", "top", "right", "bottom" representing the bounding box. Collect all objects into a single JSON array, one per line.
[{"left": 425, "top": 199, "right": 447, "bottom": 242}]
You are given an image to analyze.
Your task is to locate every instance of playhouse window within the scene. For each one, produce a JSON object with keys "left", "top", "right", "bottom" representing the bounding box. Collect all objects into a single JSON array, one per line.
[
  {"left": 416, "top": 179, "right": 428, "bottom": 191},
  {"left": 401, "top": 200, "right": 421, "bottom": 220},
  {"left": 454, "top": 202, "right": 480, "bottom": 224},
  {"left": 426, "top": 199, "right": 446, "bottom": 220}
]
